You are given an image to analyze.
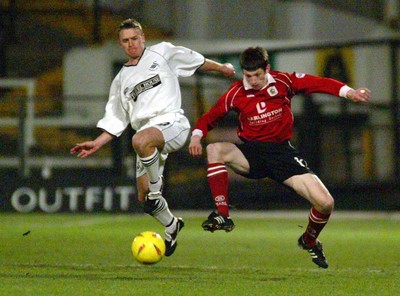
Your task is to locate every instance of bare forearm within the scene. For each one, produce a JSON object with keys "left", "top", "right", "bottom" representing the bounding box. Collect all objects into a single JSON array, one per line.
[
  {"left": 199, "top": 59, "right": 236, "bottom": 77},
  {"left": 94, "top": 131, "right": 115, "bottom": 147}
]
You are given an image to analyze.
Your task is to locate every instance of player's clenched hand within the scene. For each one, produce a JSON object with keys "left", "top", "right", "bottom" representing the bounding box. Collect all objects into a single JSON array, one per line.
[
  {"left": 70, "top": 141, "right": 100, "bottom": 158},
  {"left": 346, "top": 88, "right": 371, "bottom": 103},
  {"left": 222, "top": 63, "right": 236, "bottom": 78},
  {"left": 189, "top": 135, "right": 203, "bottom": 157}
]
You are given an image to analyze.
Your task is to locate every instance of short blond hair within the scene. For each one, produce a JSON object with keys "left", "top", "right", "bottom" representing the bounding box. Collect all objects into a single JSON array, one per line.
[{"left": 118, "top": 18, "right": 143, "bottom": 34}]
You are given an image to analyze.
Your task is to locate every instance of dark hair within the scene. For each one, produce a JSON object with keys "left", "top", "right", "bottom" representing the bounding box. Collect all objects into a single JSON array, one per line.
[
  {"left": 239, "top": 47, "right": 269, "bottom": 71},
  {"left": 118, "top": 18, "right": 143, "bottom": 34}
]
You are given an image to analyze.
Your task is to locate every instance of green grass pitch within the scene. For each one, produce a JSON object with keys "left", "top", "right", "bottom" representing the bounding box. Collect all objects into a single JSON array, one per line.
[{"left": 1, "top": 211, "right": 399, "bottom": 295}]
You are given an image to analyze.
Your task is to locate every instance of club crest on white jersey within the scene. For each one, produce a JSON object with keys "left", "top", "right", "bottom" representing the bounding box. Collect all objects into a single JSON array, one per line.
[{"left": 149, "top": 61, "right": 159, "bottom": 71}]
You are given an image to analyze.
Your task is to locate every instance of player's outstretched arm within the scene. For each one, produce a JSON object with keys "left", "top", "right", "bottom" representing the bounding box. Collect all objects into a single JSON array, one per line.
[
  {"left": 200, "top": 59, "right": 236, "bottom": 78},
  {"left": 70, "top": 131, "right": 115, "bottom": 158},
  {"left": 346, "top": 88, "right": 371, "bottom": 103},
  {"left": 189, "top": 135, "right": 203, "bottom": 157}
]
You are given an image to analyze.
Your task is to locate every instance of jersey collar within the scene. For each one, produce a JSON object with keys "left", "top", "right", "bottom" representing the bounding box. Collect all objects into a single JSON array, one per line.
[
  {"left": 124, "top": 48, "right": 146, "bottom": 66},
  {"left": 242, "top": 73, "right": 276, "bottom": 91}
]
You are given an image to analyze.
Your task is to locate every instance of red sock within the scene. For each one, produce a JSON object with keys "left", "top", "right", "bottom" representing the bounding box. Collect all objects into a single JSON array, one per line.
[
  {"left": 207, "top": 163, "right": 229, "bottom": 217},
  {"left": 303, "top": 207, "right": 331, "bottom": 246}
]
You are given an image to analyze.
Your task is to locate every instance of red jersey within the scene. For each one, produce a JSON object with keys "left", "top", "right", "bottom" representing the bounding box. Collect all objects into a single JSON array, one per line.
[{"left": 193, "top": 71, "right": 349, "bottom": 142}]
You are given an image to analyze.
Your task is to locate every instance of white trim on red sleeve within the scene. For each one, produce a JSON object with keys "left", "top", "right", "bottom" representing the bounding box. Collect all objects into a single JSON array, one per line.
[
  {"left": 192, "top": 129, "right": 203, "bottom": 138},
  {"left": 339, "top": 85, "right": 354, "bottom": 98}
]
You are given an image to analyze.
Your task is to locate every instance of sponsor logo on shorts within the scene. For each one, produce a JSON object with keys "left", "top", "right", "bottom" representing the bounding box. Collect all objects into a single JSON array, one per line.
[{"left": 294, "top": 156, "right": 309, "bottom": 168}]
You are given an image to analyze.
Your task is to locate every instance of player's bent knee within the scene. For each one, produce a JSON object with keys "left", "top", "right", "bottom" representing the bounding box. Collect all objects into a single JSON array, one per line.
[
  {"left": 318, "top": 196, "right": 334, "bottom": 213},
  {"left": 206, "top": 143, "right": 218, "bottom": 155},
  {"left": 206, "top": 144, "right": 216, "bottom": 161},
  {"left": 206, "top": 143, "right": 225, "bottom": 161},
  {"left": 327, "top": 197, "right": 335, "bottom": 212},
  {"left": 131, "top": 134, "right": 144, "bottom": 150}
]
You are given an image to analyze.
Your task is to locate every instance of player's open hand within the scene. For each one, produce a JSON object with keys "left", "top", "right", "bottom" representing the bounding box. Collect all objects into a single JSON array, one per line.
[
  {"left": 70, "top": 141, "right": 99, "bottom": 158},
  {"left": 347, "top": 88, "right": 371, "bottom": 103},
  {"left": 189, "top": 135, "right": 203, "bottom": 157}
]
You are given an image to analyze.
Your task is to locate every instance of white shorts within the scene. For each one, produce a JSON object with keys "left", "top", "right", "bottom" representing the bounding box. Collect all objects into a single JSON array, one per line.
[{"left": 136, "top": 113, "right": 190, "bottom": 178}]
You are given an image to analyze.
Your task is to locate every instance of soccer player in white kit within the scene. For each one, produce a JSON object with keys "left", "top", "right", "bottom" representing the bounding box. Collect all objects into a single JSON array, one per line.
[{"left": 70, "top": 19, "right": 235, "bottom": 256}]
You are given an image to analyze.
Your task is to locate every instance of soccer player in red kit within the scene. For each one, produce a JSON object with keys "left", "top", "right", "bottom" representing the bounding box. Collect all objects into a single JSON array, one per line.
[{"left": 188, "top": 47, "right": 371, "bottom": 268}]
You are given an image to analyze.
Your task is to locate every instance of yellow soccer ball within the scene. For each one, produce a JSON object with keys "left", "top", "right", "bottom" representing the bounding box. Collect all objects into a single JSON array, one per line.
[{"left": 131, "top": 231, "right": 166, "bottom": 265}]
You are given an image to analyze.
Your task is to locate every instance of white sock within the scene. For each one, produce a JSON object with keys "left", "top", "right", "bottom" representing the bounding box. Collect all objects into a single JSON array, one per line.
[
  {"left": 146, "top": 194, "right": 175, "bottom": 226},
  {"left": 149, "top": 177, "right": 162, "bottom": 192},
  {"left": 165, "top": 217, "right": 177, "bottom": 238},
  {"left": 139, "top": 149, "right": 161, "bottom": 192},
  {"left": 153, "top": 208, "right": 175, "bottom": 227}
]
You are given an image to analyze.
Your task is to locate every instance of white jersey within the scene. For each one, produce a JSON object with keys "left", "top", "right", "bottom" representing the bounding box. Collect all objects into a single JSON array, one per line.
[{"left": 97, "top": 41, "right": 205, "bottom": 136}]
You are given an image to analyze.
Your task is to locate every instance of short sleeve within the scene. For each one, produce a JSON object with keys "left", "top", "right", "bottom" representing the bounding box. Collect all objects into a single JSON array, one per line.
[{"left": 153, "top": 42, "right": 205, "bottom": 77}]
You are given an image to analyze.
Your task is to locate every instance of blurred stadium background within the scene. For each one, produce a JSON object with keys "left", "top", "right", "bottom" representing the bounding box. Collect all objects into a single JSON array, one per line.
[{"left": 0, "top": 0, "right": 399, "bottom": 213}]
